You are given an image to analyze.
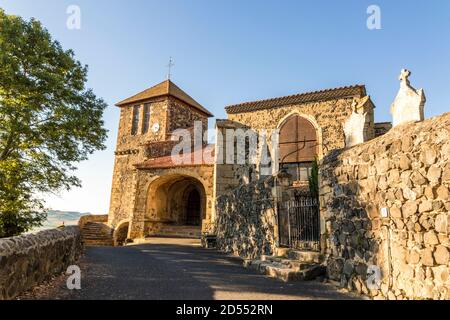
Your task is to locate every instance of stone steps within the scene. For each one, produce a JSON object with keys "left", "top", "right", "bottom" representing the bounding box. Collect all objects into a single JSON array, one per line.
[
  {"left": 287, "top": 250, "right": 324, "bottom": 264},
  {"left": 148, "top": 225, "right": 202, "bottom": 239},
  {"left": 83, "top": 236, "right": 113, "bottom": 240},
  {"left": 81, "top": 222, "right": 114, "bottom": 246},
  {"left": 244, "top": 250, "right": 325, "bottom": 282},
  {"left": 83, "top": 239, "right": 115, "bottom": 246}
]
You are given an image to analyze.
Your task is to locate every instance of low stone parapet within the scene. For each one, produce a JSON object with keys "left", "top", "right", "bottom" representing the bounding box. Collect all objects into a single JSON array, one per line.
[{"left": 0, "top": 226, "right": 83, "bottom": 300}]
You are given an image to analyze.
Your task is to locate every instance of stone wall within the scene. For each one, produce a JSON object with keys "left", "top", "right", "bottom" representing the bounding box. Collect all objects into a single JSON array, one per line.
[
  {"left": 0, "top": 226, "right": 83, "bottom": 300},
  {"left": 215, "top": 177, "right": 277, "bottom": 259},
  {"left": 145, "top": 140, "right": 179, "bottom": 158},
  {"left": 167, "top": 97, "right": 208, "bottom": 133},
  {"left": 227, "top": 96, "right": 375, "bottom": 158},
  {"left": 320, "top": 112, "right": 450, "bottom": 300},
  {"left": 213, "top": 120, "right": 255, "bottom": 200}
]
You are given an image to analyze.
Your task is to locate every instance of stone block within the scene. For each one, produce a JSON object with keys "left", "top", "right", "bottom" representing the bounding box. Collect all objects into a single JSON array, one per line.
[
  {"left": 420, "top": 147, "right": 437, "bottom": 166},
  {"left": 378, "top": 176, "right": 389, "bottom": 191},
  {"left": 343, "top": 260, "right": 354, "bottom": 276},
  {"left": 390, "top": 206, "right": 402, "bottom": 218},
  {"left": 411, "top": 171, "right": 427, "bottom": 186},
  {"left": 419, "top": 200, "right": 433, "bottom": 213},
  {"left": 403, "top": 187, "right": 417, "bottom": 201},
  {"left": 434, "top": 245, "right": 449, "bottom": 265},
  {"left": 427, "top": 165, "right": 442, "bottom": 183},
  {"left": 402, "top": 201, "right": 418, "bottom": 218},
  {"left": 399, "top": 154, "right": 411, "bottom": 170},
  {"left": 407, "top": 250, "right": 420, "bottom": 264},
  {"left": 435, "top": 213, "right": 449, "bottom": 234},
  {"left": 421, "top": 248, "right": 435, "bottom": 267},
  {"left": 366, "top": 204, "right": 380, "bottom": 219},
  {"left": 442, "top": 168, "right": 450, "bottom": 182},
  {"left": 424, "top": 186, "right": 435, "bottom": 200},
  {"left": 432, "top": 266, "right": 449, "bottom": 285},
  {"left": 424, "top": 230, "right": 439, "bottom": 246},
  {"left": 436, "top": 185, "right": 449, "bottom": 200},
  {"left": 376, "top": 158, "right": 390, "bottom": 175},
  {"left": 401, "top": 136, "right": 413, "bottom": 152}
]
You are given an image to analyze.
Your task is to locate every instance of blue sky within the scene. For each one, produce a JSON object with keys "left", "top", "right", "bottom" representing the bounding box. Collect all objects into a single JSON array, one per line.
[{"left": 1, "top": 0, "right": 449, "bottom": 214}]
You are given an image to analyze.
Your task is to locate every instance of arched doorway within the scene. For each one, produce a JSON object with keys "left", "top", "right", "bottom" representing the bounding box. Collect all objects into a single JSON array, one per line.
[
  {"left": 114, "top": 221, "right": 129, "bottom": 246},
  {"left": 185, "top": 188, "right": 201, "bottom": 226},
  {"left": 279, "top": 114, "right": 318, "bottom": 182},
  {"left": 145, "top": 174, "right": 207, "bottom": 237}
]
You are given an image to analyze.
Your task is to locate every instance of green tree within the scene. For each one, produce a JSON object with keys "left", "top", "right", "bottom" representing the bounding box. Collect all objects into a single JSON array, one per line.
[
  {"left": 0, "top": 9, "right": 108, "bottom": 237},
  {"left": 308, "top": 158, "right": 319, "bottom": 197}
]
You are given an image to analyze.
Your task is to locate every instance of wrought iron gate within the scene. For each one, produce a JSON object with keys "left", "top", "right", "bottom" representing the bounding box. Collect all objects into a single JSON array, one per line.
[{"left": 278, "top": 195, "right": 320, "bottom": 251}]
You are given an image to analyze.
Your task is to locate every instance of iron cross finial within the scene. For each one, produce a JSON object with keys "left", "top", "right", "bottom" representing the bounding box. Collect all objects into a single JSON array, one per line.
[{"left": 166, "top": 57, "right": 175, "bottom": 80}]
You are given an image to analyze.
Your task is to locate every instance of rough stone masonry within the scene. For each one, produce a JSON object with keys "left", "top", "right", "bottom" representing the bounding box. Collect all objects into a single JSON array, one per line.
[
  {"left": 0, "top": 226, "right": 83, "bottom": 300},
  {"left": 215, "top": 176, "right": 277, "bottom": 259},
  {"left": 320, "top": 112, "right": 450, "bottom": 300}
]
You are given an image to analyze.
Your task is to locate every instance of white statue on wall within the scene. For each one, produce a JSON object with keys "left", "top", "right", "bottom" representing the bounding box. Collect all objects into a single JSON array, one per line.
[
  {"left": 343, "top": 99, "right": 368, "bottom": 148},
  {"left": 390, "top": 69, "right": 426, "bottom": 127}
]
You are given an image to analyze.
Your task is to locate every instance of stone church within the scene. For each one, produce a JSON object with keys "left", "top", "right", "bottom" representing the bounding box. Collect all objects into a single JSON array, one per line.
[
  {"left": 106, "top": 78, "right": 390, "bottom": 244},
  {"left": 79, "top": 71, "right": 450, "bottom": 300}
]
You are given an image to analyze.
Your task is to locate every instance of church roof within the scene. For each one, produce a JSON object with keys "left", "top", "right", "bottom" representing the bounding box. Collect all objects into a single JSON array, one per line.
[
  {"left": 225, "top": 84, "right": 367, "bottom": 114},
  {"left": 116, "top": 80, "right": 214, "bottom": 117}
]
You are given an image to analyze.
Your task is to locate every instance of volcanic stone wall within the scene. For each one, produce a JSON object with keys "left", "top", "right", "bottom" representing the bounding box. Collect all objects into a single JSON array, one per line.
[
  {"left": 215, "top": 177, "right": 277, "bottom": 259},
  {"left": 0, "top": 226, "right": 82, "bottom": 300},
  {"left": 320, "top": 112, "right": 450, "bottom": 300}
]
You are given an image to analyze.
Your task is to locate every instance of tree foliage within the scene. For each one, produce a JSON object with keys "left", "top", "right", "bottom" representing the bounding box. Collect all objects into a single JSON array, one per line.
[
  {"left": 308, "top": 158, "right": 319, "bottom": 198},
  {"left": 0, "top": 9, "right": 108, "bottom": 237}
]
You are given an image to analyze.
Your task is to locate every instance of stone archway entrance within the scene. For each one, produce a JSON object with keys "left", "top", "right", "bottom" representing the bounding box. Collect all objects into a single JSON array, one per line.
[{"left": 145, "top": 174, "right": 207, "bottom": 238}]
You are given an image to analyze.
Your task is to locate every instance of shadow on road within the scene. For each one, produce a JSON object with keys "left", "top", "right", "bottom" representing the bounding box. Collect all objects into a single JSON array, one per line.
[{"left": 22, "top": 238, "right": 360, "bottom": 300}]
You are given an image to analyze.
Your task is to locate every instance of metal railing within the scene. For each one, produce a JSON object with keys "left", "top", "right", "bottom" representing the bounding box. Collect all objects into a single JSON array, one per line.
[{"left": 278, "top": 195, "right": 320, "bottom": 251}]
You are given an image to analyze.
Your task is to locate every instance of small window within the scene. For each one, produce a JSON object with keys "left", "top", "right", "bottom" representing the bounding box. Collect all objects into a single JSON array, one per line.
[
  {"left": 131, "top": 105, "right": 140, "bottom": 135},
  {"left": 282, "top": 162, "right": 312, "bottom": 182},
  {"left": 142, "top": 104, "right": 151, "bottom": 134}
]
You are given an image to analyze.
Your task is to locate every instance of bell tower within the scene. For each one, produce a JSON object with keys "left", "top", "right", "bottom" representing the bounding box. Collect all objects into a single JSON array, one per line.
[{"left": 108, "top": 80, "right": 214, "bottom": 228}]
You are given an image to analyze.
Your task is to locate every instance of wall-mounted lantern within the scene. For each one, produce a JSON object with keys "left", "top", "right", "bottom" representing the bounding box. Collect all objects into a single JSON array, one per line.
[{"left": 277, "top": 168, "right": 292, "bottom": 187}]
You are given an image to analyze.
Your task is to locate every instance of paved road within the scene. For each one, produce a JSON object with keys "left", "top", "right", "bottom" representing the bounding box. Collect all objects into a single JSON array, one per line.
[{"left": 22, "top": 238, "right": 359, "bottom": 300}]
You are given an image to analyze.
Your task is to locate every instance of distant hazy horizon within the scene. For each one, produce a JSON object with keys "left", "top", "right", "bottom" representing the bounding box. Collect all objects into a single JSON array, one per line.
[{"left": 29, "top": 210, "right": 91, "bottom": 234}]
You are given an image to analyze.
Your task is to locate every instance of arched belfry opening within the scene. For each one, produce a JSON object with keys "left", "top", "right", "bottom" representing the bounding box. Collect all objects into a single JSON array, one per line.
[{"left": 279, "top": 114, "right": 318, "bottom": 182}]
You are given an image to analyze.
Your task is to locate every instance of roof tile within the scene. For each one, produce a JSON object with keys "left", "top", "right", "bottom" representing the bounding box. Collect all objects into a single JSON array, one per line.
[
  {"left": 225, "top": 85, "right": 367, "bottom": 114},
  {"left": 116, "top": 80, "right": 213, "bottom": 117},
  {"left": 135, "top": 145, "right": 215, "bottom": 169}
]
